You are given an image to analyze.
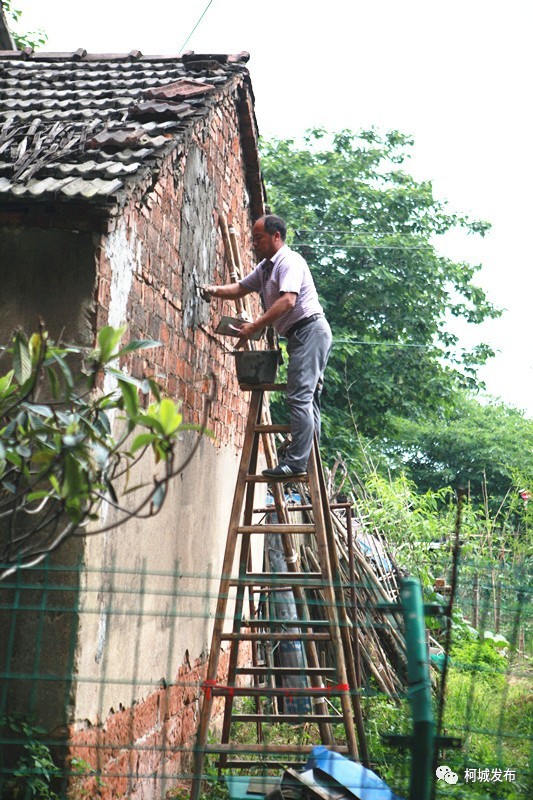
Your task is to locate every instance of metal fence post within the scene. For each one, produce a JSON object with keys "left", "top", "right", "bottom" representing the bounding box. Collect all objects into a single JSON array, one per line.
[{"left": 400, "top": 577, "right": 435, "bottom": 800}]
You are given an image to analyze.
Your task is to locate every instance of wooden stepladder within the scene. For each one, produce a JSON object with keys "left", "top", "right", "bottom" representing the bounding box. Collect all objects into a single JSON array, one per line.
[{"left": 191, "top": 384, "right": 363, "bottom": 799}]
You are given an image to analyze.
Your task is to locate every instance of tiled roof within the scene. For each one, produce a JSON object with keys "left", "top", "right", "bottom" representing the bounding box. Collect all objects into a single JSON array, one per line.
[{"left": 0, "top": 50, "right": 252, "bottom": 207}]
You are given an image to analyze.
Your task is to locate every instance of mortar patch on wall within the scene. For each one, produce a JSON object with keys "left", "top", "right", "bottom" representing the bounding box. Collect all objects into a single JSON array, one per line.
[
  {"left": 179, "top": 146, "right": 216, "bottom": 332},
  {"left": 105, "top": 219, "right": 141, "bottom": 330}
]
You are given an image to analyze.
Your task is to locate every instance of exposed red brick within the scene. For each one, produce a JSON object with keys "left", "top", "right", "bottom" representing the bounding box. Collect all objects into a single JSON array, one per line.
[{"left": 73, "top": 81, "right": 265, "bottom": 800}]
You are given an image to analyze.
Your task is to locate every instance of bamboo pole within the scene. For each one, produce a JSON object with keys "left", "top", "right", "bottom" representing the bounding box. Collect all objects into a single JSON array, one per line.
[{"left": 218, "top": 212, "right": 247, "bottom": 320}]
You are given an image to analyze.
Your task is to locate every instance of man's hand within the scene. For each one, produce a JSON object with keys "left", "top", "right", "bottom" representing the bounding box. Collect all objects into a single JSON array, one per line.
[
  {"left": 200, "top": 284, "right": 216, "bottom": 302},
  {"left": 235, "top": 321, "right": 260, "bottom": 349}
]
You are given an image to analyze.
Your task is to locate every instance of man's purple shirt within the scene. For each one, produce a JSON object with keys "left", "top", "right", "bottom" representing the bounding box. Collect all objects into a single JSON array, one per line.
[{"left": 239, "top": 244, "right": 324, "bottom": 336}]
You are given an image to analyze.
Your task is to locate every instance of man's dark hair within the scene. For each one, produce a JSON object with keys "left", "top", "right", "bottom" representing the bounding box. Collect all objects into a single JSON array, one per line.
[{"left": 262, "top": 214, "right": 287, "bottom": 241}]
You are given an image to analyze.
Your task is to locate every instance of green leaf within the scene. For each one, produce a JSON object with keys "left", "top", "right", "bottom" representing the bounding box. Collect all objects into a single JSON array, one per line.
[
  {"left": 51, "top": 352, "right": 74, "bottom": 390},
  {"left": 26, "top": 490, "right": 52, "bottom": 502},
  {"left": 96, "top": 325, "right": 127, "bottom": 363},
  {"left": 130, "top": 433, "right": 158, "bottom": 453},
  {"left": 5, "top": 450, "right": 22, "bottom": 468},
  {"left": 118, "top": 379, "right": 140, "bottom": 419},
  {"left": 0, "top": 369, "right": 15, "bottom": 399},
  {"left": 29, "top": 331, "right": 44, "bottom": 366},
  {"left": 118, "top": 338, "right": 161, "bottom": 356},
  {"left": 45, "top": 364, "right": 60, "bottom": 399},
  {"left": 24, "top": 404, "right": 54, "bottom": 419},
  {"left": 156, "top": 398, "right": 183, "bottom": 436},
  {"left": 135, "top": 414, "right": 165, "bottom": 434},
  {"left": 61, "top": 454, "right": 86, "bottom": 500},
  {"left": 105, "top": 367, "right": 144, "bottom": 387},
  {"left": 12, "top": 332, "right": 32, "bottom": 384},
  {"left": 146, "top": 377, "right": 161, "bottom": 401}
]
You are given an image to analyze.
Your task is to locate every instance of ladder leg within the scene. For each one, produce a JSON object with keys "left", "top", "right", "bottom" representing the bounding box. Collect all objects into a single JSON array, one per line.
[
  {"left": 190, "top": 391, "right": 263, "bottom": 800},
  {"left": 262, "top": 415, "right": 335, "bottom": 744},
  {"left": 219, "top": 416, "right": 263, "bottom": 762},
  {"left": 314, "top": 439, "right": 370, "bottom": 765},
  {"left": 307, "top": 442, "right": 360, "bottom": 760}
]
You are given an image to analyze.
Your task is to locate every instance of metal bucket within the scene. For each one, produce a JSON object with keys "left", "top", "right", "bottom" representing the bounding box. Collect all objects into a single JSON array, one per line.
[{"left": 233, "top": 350, "right": 279, "bottom": 385}]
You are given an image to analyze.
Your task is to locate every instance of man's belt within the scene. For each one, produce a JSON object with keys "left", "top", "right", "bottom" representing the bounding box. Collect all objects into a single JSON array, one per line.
[{"left": 286, "top": 313, "right": 323, "bottom": 338}]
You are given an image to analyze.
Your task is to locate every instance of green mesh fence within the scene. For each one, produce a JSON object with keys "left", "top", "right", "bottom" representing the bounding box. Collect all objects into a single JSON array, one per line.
[{"left": 0, "top": 553, "right": 530, "bottom": 800}]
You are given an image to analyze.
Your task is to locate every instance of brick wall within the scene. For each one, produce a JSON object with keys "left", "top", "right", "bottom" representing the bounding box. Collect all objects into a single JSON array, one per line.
[
  {"left": 68, "top": 83, "right": 265, "bottom": 798},
  {"left": 68, "top": 647, "right": 252, "bottom": 800},
  {"left": 94, "top": 85, "right": 263, "bottom": 452}
]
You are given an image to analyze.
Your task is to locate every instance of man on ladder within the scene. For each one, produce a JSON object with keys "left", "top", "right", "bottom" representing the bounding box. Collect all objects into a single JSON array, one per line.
[{"left": 202, "top": 214, "right": 332, "bottom": 478}]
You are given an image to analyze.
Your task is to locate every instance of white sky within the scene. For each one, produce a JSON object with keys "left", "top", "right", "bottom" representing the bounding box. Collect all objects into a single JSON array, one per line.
[{"left": 12, "top": 0, "right": 533, "bottom": 415}]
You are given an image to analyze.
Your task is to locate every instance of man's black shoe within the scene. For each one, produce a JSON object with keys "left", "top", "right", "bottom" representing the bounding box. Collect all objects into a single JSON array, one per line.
[{"left": 262, "top": 464, "right": 307, "bottom": 479}]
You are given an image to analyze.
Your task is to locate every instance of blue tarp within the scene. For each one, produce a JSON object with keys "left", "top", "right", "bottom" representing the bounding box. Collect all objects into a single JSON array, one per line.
[{"left": 306, "top": 746, "right": 405, "bottom": 800}]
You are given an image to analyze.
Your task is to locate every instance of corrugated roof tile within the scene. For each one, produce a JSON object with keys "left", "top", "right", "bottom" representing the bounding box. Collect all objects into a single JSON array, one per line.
[
  {"left": 145, "top": 78, "right": 215, "bottom": 101},
  {"left": 86, "top": 129, "right": 145, "bottom": 148},
  {"left": 60, "top": 176, "right": 123, "bottom": 197},
  {"left": 0, "top": 51, "right": 249, "bottom": 205},
  {"left": 28, "top": 176, "right": 75, "bottom": 195},
  {"left": 129, "top": 101, "right": 195, "bottom": 120}
]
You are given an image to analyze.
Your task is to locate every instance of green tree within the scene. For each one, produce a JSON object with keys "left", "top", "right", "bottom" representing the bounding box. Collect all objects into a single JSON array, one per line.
[
  {"left": 1, "top": 0, "right": 47, "bottom": 50},
  {"left": 260, "top": 129, "right": 499, "bottom": 456},
  {"left": 384, "top": 392, "right": 533, "bottom": 505}
]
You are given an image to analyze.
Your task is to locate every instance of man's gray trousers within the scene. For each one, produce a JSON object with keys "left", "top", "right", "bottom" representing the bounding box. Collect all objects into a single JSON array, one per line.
[{"left": 283, "top": 316, "right": 333, "bottom": 472}]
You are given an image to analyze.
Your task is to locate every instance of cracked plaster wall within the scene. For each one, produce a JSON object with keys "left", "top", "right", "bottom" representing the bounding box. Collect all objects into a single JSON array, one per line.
[{"left": 179, "top": 145, "right": 217, "bottom": 332}]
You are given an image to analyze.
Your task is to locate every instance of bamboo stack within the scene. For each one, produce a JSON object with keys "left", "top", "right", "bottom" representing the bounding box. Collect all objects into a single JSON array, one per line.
[{"left": 294, "top": 484, "right": 408, "bottom": 699}]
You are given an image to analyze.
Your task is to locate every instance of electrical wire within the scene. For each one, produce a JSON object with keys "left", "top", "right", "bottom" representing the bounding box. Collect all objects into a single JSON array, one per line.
[
  {"left": 294, "top": 242, "right": 434, "bottom": 250},
  {"left": 294, "top": 228, "right": 443, "bottom": 236},
  {"left": 179, "top": 0, "right": 215, "bottom": 52},
  {"left": 332, "top": 339, "right": 438, "bottom": 349}
]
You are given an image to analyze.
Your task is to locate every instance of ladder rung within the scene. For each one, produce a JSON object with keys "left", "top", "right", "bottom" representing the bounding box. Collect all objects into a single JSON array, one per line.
[
  {"left": 245, "top": 474, "right": 309, "bottom": 483},
  {"left": 230, "top": 573, "right": 324, "bottom": 587},
  {"left": 242, "top": 618, "right": 331, "bottom": 627},
  {"left": 208, "top": 684, "right": 340, "bottom": 698},
  {"left": 237, "top": 524, "right": 316, "bottom": 534},
  {"left": 232, "top": 714, "right": 344, "bottom": 723},
  {"left": 219, "top": 760, "right": 306, "bottom": 769},
  {"left": 254, "top": 504, "right": 314, "bottom": 513},
  {"left": 239, "top": 383, "right": 287, "bottom": 392},
  {"left": 208, "top": 685, "right": 349, "bottom": 698},
  {"left": 235, "top": 666, "right": 336, "bottom": 676},
  {"left": 253, "top": 424, "right": 291, "bottom": 433},
  {"left": 220, "top": 632, "right": 331, "bottom": 641},
  {"left": 202, "top": 743, "right": 349, "bottom": 754}
]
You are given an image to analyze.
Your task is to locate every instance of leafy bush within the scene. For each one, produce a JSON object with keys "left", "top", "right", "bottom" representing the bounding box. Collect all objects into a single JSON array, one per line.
[
  {"left": 0, "top": 326, "right": 211, "bottom": 579},
  {"left": 0, "top": 715, "right": 61, "bottom": 800}
]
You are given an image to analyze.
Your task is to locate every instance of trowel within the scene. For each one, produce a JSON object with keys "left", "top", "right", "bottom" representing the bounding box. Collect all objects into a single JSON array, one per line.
[{"left": 215, "top": 316, "right": 262, "bottom": 340}]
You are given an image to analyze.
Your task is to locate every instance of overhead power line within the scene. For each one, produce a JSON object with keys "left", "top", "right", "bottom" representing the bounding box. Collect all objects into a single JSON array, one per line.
[
  {"left": 295, "top": 242, "right": 433, "bottom": 250},
  {"left": 333, "top": 340, "right": 436, "bottom": 348},
  {"left": 179, "top": 0, "right": 215, "bottom": 52},
  {"left": 295, "top": 228, "right": 438, "bottom": 236}
]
